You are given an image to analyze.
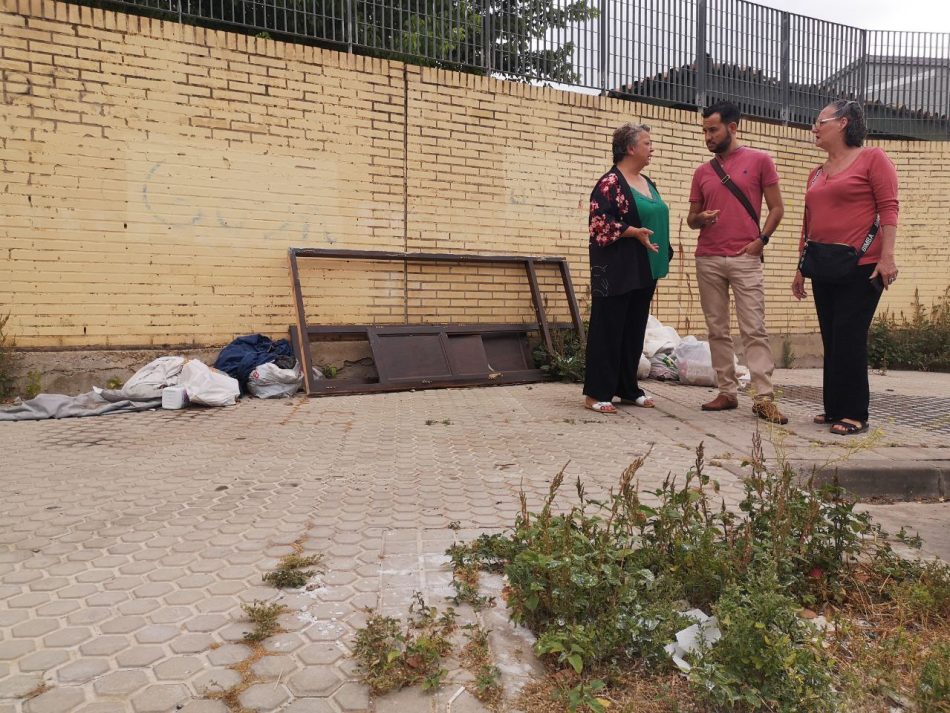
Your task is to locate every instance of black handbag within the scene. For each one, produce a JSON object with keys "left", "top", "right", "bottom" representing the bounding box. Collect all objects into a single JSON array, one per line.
[{"left": 798, "top": 215, "right": 879, "bottom": 283}]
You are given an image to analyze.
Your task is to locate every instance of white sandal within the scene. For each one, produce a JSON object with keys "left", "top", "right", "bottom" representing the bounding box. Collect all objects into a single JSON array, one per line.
[{"left": 586, "top": 401, "right": 618, "bottom": 414}]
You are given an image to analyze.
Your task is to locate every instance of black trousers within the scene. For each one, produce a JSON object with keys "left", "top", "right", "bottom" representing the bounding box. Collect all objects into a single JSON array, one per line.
[
  {"left": 583, "top": 285, "right": 656, "bottom": 403},
  {"left": 812, "top": 263, "right": 882, "bottom": 423}
]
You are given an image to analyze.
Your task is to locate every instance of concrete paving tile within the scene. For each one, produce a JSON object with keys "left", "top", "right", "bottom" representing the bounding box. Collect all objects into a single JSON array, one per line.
[
  {"left": 94, "top": 670, "right": 150, "bottom": 696},
  {"left": 134, "top": 624, "right": 179, "bottom": 644},
  {"left": 115, "top": 646, "right": 166, "bottom": 668},
  {"left": 0, "top": 673, "right": 44, "bottom": 699},
  {"left": 100, "top": 615, "right": 148, "bottom": 634},
  {"left": 179, "top": 702, "right": 229, "bottom": 713},
  {"left": 239, "top": 682, "right": 290, "bottom": 710},
  {"left": 130, "top": 683, "right": 191, "bottom": 712},
  {"left": 23, "top": 687, "right": 86, "bottom": 713},
  {"left": 281, "top": 701, "right": 338, "bottom": 713},
  {"left": 153, "top": 656, "right": 204, "bottom": 681},
  {"left": 192, "top": 667, "right": 243, "bottom": 696},
  {"left": 207, "top": 644, "right": 251, "bottom": 667},
  {"left": 75, "top": 703, "right": 128, "bottom": 713},
  {"left": 286, "top": 667, "right": 343, "bottom": 697},
  {"left": 169, "top": 634, "right": 215, "bottom": 654},
  {"left": 17, "top": 649, "right": 70, "bottom": 673},
  {"left": 56, "top": 658, "right": 111, "bottom": 684}
]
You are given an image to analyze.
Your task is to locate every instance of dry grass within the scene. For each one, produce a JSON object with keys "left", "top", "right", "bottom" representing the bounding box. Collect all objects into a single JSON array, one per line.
[
  {"left": 21, "top": 682, "right": 50, "bottom": 701},
  {"left": 459, "top": 624, "right": 502, "bottom": 709},
  {"left": 516, "top": 665, "right": 701, "bottom": 713}
]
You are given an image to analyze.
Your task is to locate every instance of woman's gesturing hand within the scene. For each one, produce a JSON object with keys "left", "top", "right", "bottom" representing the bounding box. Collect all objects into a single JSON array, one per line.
[
  {"left": 629, "top": 227, "right": 659, "bottom": 253},
  {"left": 791, "top": 271, "right": 807, "bottom": 300}
]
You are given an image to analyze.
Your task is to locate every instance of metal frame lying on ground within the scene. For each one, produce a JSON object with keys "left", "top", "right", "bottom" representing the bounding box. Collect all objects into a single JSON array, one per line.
[{"left": 287, "top": 247, "right": 586, "bottom": 396}]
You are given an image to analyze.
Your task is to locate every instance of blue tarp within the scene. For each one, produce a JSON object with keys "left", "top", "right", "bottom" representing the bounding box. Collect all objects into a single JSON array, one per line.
[{"left": 213, "top": 334, "right": 293, "bottom": 392}]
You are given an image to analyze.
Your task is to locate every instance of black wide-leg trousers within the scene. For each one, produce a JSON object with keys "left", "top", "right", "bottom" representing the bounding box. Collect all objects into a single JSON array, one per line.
[
  {"left": 583, "top": 285, "right": 656, "bottom": 403},
  {"left": 811, "top": 263, "right": 883, "bottom": 423}
]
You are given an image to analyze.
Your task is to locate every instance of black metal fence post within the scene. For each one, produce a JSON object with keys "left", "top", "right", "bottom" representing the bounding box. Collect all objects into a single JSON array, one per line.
[
  {"left": 345, "top": 0, "right": 354, "bottom": 53},
  {"left": 482, "top": 0, "right": 491, "bottom": 75},
  {"left": 780, "top": 12, "right": 790, "bottom": 124},
  {"left": 599, "top": 0, "right": 608, "bottom": 95},
  {"left": 695, "top": 0, "right": 707, "bottom": 110}
]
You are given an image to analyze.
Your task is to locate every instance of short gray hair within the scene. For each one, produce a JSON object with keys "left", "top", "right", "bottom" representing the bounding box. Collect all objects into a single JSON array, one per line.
[{"left": 612, "top": 123, "right": 651, "bottom": 164}]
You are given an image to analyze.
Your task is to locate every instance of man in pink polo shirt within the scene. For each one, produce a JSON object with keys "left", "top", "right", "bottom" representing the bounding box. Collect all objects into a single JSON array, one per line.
[{"left": 687, "top": 101, "right": 787, "bottom": 424}]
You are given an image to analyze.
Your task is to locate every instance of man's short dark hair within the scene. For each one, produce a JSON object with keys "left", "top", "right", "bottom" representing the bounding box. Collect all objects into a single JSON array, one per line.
[{"left": 702, "top": 101, "right": 741, "bottom": 126}]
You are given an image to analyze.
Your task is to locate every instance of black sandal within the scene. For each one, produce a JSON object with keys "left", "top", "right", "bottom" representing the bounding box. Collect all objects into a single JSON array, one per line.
[
  {"left": 830, "top": 420, "right": 868, "bottom": 436},
  {"left": 814, "top": 413, "right": 833, "bottom": 424}
]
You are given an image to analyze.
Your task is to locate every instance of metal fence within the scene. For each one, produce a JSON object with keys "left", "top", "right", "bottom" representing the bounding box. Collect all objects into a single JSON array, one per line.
[{"left": 81, "top": 0, "right": 950, "bottom": 139}]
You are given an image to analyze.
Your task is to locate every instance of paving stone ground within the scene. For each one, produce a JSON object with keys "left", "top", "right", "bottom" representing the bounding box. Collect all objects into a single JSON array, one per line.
[{"left": 1, "top": 368, "right": 948, "bottom": 712}]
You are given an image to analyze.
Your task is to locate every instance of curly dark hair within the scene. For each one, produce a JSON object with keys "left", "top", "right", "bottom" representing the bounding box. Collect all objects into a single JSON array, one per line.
[
  {"left": 827, "top": 99, "right": 867, "bottom": 147},
  {"left": 612, "top": 123, "right": 651, "bottom": 164}
]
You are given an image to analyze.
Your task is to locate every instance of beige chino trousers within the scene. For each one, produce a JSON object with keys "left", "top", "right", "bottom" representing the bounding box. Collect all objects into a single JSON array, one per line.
[{"left": 695, "top": 255, "right": 775, "bottom": 399}]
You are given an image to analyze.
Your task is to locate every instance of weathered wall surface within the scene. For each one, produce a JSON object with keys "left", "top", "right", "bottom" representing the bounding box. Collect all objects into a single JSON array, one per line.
[{"left": 2, "top": 0, "right": 948, "bottom": 352}]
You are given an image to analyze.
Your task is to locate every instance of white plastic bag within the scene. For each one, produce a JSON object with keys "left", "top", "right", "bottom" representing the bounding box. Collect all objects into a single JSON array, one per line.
[
  {"left": 178, "top": 360, "right": 240, "bottom": 407},
  {"left": 673, "top": 337, "right": 716, "bottom": 387},
  {"left": 643, "top": 315, "right": 682, "bottom": 357},
  {"left": 248, "top": 362, "right": 303, "bottom": 399},
  {"left": 104, "top": 356, "right": 185, "bottom": 401},
  {"left": 637, "top": 354, "right": 651, "bottom": 380}
]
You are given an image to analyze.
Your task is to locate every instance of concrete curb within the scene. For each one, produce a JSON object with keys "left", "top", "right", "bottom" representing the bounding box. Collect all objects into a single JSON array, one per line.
[{"left": 794, "top": 459, "right": 950, "bottom": 500}]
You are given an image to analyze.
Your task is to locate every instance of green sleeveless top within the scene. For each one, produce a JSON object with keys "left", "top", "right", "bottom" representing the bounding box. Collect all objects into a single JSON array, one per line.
[{"left": 632, "top": 182, "right": 671, "bottom": 280}]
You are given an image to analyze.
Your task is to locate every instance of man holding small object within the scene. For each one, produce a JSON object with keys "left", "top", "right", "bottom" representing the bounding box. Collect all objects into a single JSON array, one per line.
[{"left": 688, "top": 101, "right": 787, "bottom": 424}]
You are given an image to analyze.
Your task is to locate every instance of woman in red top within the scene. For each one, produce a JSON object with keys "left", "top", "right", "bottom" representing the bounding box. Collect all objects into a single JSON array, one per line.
[{"left": 791, "top": 100, "right": 900, "bottom": 435}]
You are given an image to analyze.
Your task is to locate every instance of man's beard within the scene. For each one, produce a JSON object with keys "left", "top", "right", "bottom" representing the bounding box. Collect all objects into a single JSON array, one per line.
[{"left": 709, "top": 133, "right": 733, "bottom": 154}]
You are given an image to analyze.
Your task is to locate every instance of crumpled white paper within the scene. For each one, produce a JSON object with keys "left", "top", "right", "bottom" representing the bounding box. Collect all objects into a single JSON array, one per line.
[{"left": 664, "top": 608, "right": 722, "bottom": 672}]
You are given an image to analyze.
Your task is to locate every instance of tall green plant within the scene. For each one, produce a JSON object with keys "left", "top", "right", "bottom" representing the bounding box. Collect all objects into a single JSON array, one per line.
[
  {"left": 869, "top": 287, "right": 950, "bottom": 372},
  {"left": 0, "top": 313, "right": 18, "bottom": 400}
]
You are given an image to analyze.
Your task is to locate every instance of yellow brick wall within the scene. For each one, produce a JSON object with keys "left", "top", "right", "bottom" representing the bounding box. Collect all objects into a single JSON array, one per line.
[{"left": 2, "top": 0, "right": 947, "bottom": 349}]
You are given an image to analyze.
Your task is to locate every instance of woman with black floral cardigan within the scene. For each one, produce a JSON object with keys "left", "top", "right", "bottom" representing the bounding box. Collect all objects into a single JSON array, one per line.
[{"left": 584, "top": 123, "right": 672, "bottom": 413}]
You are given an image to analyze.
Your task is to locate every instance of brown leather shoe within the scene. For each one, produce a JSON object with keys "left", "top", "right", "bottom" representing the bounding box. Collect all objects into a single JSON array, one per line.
[
  {"left": 752, "top": 399, "right": 789, "bottom": 425},
  {"left": 701, "top": 393, "right": 739, "bottom": 411}
]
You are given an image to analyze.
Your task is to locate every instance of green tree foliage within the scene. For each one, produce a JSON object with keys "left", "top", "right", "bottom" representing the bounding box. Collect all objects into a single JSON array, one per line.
[{"left": 177, "top": 0, "right": 597, "bottom": 82}]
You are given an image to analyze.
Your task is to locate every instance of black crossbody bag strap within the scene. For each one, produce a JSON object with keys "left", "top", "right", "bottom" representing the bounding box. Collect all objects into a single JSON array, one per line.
[{"left": 710, "top": 158, "right": 760, "bottom": 230}]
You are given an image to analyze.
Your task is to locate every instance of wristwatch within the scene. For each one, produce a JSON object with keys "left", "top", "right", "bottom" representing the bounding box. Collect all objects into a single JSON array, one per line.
[{"left": 759, "top": 233, "right": 771, "bottom": 245}]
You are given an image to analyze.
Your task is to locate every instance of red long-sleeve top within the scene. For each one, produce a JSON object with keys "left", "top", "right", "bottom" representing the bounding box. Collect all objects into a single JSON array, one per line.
[{"left": 802, "top": 147, "right": 899, "bottom": 265}]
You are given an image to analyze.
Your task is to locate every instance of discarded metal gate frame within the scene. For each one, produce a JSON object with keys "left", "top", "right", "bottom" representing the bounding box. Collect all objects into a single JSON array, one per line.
[{"left": 287, "top": 248, "right": 586, "bottom": 396}]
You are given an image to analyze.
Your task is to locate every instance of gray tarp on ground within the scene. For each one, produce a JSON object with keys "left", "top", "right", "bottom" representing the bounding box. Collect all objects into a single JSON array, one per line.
[
  {"left": 0, "top": 391, "right": 161, "bottom": 421},
  {"left": 0, "top": 356, "right": 185, "bottom": 421}
]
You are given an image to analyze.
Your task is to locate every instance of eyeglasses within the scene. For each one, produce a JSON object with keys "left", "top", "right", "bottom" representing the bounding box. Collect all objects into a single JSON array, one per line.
[{"left": 812, "top": 117, "right": 840, "bottom": 129}]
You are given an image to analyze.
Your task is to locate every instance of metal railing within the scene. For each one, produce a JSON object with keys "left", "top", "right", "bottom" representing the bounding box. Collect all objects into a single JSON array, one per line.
[{"left": 79, "top": 0, "right": 950, "bottom": 139}]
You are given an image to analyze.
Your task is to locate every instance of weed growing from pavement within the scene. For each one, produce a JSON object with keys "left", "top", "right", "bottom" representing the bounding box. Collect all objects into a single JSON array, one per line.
[
  {"left": 352, "top": 592, "right": 458, "bottom": 694},
  {"left": 204, "top": 602, "right": 288, "bottom": 713},
  {"left": 442, "top": 436, "right": 950, "bottom": 713},
  {"left": 261, "top": 543, "right": 323, "bottom": 589},
  {"left": 533, "top": 327, "right": 587, "bottom": 382},
  {"left": 460, "top": 623, "right": 503, "bottom": 707},
  {"left": 241, "top": 600, "right": 287, "bottom": 643},
  {"left": 24, "top": 370, "right": 41, "bottom": 399},
  {"left": 0, "top": 313, "right": 18, "bottom": 400}
]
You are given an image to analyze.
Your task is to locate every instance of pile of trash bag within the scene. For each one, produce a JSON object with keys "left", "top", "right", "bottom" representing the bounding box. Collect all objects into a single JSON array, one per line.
[{"left": 641, "top": 316, "right": 750, "bottom": 388}]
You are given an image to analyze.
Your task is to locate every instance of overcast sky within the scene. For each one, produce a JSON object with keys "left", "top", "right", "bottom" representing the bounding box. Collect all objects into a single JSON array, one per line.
[{"left": 754, "top": 0, "right": 950, "bottom": 33}]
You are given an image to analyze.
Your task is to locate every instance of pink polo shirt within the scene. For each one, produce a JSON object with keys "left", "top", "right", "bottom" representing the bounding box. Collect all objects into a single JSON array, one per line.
[
  {"left": 689, "top": 146, "right": 780, "bottom": 257},
  {"left": 803, "top": 147, "right": 899, "bottom": 265}
]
